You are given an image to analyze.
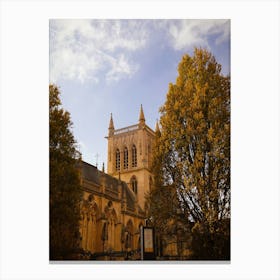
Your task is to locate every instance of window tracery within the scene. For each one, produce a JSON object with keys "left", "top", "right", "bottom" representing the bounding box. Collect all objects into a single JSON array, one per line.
[
  {"left": 80, "top": 194, "right": 98, "bottom": 253},
  {"left": 124, "top": 147, "right": 128, "bottom": 169},
  {"left": 132, "top": 145, "right": 137, "bottom": 167},
  {"left": 115, "top": 149, "right": 120, "bottom": 171}
]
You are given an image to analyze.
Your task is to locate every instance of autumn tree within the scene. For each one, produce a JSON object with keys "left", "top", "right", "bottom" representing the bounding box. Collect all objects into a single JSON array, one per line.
[
  {"left": 149, "top": 48, "right": 230, "bottom": 260},
  {"left": 147, "top": 126, "right": 179, "bottom": 234},
  {"left": 49, "top": 84, "right": 82, "bottom": 260}
]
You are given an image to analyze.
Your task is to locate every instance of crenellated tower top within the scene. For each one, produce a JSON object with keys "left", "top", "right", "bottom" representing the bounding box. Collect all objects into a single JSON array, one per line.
[{"left": 106, "top": 105, "right": 155, "bottom": 210}]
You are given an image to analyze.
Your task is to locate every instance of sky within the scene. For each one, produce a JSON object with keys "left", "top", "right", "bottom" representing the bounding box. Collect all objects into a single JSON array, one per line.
[{"left": 49, "top": 19, "right": 230, "bottom": 170}]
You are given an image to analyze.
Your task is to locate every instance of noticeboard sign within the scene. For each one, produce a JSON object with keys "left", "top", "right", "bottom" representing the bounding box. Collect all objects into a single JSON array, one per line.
[{"left": 140, "top": 226, "right": 155, "bottom": 260}]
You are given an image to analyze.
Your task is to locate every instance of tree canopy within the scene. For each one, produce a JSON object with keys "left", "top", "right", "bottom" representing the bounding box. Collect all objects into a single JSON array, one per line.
[
  {"left": 148, "top": 48, "right": 230, "bottom": 260},
  {"left": 49, "top": 84, "right": 82, "bottom": 260}
]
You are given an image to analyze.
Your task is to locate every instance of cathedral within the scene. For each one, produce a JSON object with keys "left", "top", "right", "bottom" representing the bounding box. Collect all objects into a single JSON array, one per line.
[{"left": 77, "top": 105, "right": 156, "bottom": 260}]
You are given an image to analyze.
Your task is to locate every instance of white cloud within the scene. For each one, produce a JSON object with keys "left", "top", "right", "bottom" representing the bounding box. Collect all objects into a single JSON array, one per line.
[
  {"left": 106, "top": 54, "right": 139, "bottom": 82},
  {"left": 166, "top": 19, "right": 230, "bottom": 50},
  {"left": 49, "top": 19, "right": 230, "bottom": 84},
  {"left": 49, "top": 19, "right": 148, "bottom": 84}
]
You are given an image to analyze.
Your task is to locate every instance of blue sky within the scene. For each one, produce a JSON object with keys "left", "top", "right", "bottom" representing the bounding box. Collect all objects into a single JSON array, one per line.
[{"left": 49, "top": 19, "right": 230, "bottom": 170}]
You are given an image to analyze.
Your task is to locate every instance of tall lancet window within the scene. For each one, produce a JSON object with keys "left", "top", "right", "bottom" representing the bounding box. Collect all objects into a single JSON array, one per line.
[
  {"left": 123, "top": 147, "right": 128, "bottom": 169},
  {"left": 132, "top": 145, "right": 137, "bottom": 167},
  {"left": 131, "top": 176, "right": 137, "bottom": 194},
  {"left": 116, "top": 149, "right": 120, "bottom": 171}
]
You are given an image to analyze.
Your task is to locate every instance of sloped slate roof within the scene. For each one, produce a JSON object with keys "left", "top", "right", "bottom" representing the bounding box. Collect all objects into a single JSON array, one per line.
[
  {"left": 80, "top": 161, "right": 136, "bottom": 210},
  {"left": 80, "top": 161, "right": 100, "bottom": 185},
  {"left": 123, "top": 183, "right": 135, "bottom": 210},
  {"left": 102, "top": 173, "right": 119, "bottom": 193},
  {"left": 81, "top": 161, "right": 120, "bottom": 190}
]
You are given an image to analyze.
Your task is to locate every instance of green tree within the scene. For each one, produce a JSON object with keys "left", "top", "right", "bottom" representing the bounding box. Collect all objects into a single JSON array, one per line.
[
  {"left": 49, "top": 84, "right": 82, "bottom": 260},
  {"left": 149, "top": 48, "right": 230, "bottom": 260}
]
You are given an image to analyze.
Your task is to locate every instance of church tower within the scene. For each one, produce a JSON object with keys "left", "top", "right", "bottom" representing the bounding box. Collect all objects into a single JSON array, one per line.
[{"left": 106, "top": 105, "right": 155, "bottom": 211}]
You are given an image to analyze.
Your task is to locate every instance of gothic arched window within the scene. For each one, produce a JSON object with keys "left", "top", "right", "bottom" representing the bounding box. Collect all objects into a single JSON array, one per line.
[
  {"left": 115, "top": 149, "right": 120, "bottom": 171},
  {"left": 131, "top": 176, "right": 137, "bottom": 194},
  {"left": 125, "top": 219, "right": 134, "bottom": 250},
  {"left": 124, "top": 147, "right": 128, "bottom": 169},
  {"left": 132, "top": 145, "right": 137, "bottom": 167},
  {"left": 80, "top": 196, "right": 99, "bottom": 253}
]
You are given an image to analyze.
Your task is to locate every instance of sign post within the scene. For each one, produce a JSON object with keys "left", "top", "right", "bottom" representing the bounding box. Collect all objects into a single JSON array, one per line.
[{"left": 140, "top": 226, "right": 156, "bottom": 260}]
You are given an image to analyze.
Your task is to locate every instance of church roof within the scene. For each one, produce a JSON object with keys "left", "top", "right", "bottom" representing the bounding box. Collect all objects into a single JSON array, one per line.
[
  {"left": 101, "top": 172, "right": 119, "bottom": 193},
  {"left": 123, "top": 184, "right": 135, "bottom": 211},
  {"left": 79, "top": 161, "right": 139, "bottom": 213},
  {"left": 80, "top": 161, "right": 100, "bottom": 185}
]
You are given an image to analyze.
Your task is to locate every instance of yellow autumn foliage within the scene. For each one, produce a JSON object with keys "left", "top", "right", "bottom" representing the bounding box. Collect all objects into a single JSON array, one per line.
[{"left": 150, "top": 48, "right": 230, "bottom": 227}]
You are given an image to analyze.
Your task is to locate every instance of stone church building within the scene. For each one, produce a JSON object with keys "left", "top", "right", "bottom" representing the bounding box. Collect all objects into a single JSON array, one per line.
[{"left": 77, "top": 105, "right": 157, "bottom": 260}]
